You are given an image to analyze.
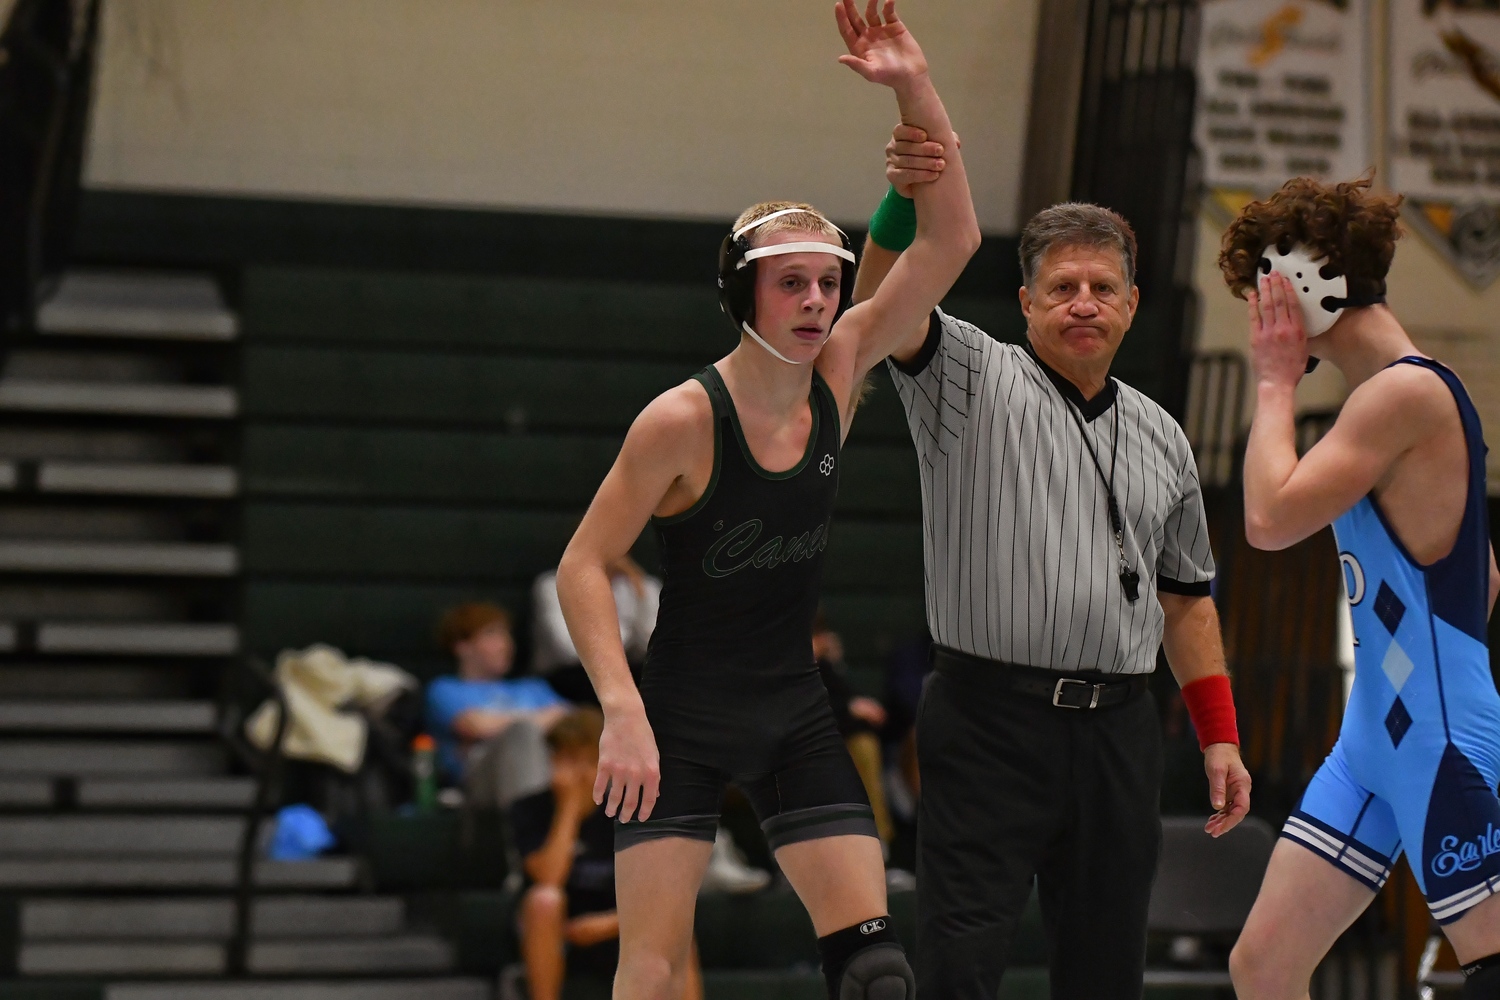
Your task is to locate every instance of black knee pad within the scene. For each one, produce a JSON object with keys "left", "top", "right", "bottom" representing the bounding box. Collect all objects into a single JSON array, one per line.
[
  {"left": 839, "top": 942, "right": 914, "bottom": 1000},
  {"left": 1464, "top": 953, "right": 1500, "bottom": 1000},
  {"left": 818, "top": 918, "right": 914, "bottom": 1000}
]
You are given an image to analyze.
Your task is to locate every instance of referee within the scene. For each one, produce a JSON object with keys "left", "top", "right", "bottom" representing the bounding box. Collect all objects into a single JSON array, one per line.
[{"left": 857, "top": 142, "right": 1252, "bottom": 998}]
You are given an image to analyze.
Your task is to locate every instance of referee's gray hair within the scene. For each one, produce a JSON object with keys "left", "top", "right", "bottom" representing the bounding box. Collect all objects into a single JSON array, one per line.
[{"left": 1018, "top": 203, "right": 1138, "bottom": 289}]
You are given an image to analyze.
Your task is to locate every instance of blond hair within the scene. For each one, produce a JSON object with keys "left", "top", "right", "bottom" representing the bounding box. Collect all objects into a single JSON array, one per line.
[{"left": 732, "top": 201, "right": 841, "bottom": 248}]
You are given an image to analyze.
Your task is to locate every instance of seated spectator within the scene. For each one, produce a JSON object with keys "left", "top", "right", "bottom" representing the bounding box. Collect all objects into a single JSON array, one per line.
[
  {"left": 511, "top": 708, "right": 702, "bottom": 999},
  {"left": 532, "top": 553, "right": 660, "bottom": 705},
  {"left": 812, "top": 612, "right": 895, "bottom": 849},
  {"left": 427, "top": 602, "right": 569, "bottom": 789}
]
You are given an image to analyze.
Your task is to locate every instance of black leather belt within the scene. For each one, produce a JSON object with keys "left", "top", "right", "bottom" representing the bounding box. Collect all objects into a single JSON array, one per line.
[{"left": 932, "top": 646, "right": 1148, "bottom": 710}]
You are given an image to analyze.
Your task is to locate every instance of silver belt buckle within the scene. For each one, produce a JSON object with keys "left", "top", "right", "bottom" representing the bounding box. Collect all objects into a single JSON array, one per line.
[{"left": 1052, "top": 677, "right": 1101, "bottom": 709}]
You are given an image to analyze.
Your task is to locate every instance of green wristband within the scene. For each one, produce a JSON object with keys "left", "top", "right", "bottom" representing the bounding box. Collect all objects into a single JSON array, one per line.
[{"left": 868, "top": 185, "right": 917, "bottom": 252}]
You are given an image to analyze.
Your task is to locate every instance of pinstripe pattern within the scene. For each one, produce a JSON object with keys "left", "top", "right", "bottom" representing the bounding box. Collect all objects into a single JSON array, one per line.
[{"left": 887, "top": 309, "right": 1216, "bottom": 675}]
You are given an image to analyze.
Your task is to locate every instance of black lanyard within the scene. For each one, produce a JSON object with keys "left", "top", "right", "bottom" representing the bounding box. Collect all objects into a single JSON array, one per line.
[{"left": 1062, "top": 393, "right": 1140, "bottom": 603}]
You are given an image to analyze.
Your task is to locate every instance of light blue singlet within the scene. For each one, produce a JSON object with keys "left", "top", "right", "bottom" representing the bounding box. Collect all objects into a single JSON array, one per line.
[{"left": 1284, "top": 357, "right": 1500, "bottom": 924}]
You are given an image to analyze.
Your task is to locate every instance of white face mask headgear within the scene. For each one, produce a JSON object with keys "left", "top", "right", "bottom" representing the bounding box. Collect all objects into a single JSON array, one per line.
[
  {"left": 717, "top": 208, "right": 856, "bottom": 365},
  {"left": 1257, "top": 243, "right": 1386, "bottom": 372}
]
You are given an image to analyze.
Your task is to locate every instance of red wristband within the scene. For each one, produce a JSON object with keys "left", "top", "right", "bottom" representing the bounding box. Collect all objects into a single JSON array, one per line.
[{"left": 1180, "top": 674, "right": 1239, "bottom": 751}]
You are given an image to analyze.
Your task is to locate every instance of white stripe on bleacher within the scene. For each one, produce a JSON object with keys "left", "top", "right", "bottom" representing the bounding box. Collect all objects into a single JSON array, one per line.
[
  {"left": 0, "top": 461, "right": 15, "bottom": 490},
  {"left": 0, "top": 541, "right": 238, "bottom": 576},
  {"left": 38, "top": 462, "right": 239, "bottom": 498},
  {"left": 0, "top": 381, "right": 238, "bottom": 419}
]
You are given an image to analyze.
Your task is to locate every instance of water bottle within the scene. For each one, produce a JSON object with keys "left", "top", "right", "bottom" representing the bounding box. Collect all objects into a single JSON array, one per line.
[{"left": 412, "top": 733, "right": 437, "bottom": 813}]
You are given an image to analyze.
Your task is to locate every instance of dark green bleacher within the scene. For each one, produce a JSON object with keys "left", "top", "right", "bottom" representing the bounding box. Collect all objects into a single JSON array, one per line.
[{"left": 238, "top": 265, "right": 1019, "bottom": 682}]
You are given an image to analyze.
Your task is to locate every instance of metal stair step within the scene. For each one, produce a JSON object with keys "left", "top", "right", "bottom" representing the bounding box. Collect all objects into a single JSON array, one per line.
[
  {"left": 0, "top": 665, "right": 197, "bottom": 700},
  {"left": 35, "top": 461, "right": 239, "bottom": 498},
  {"left": 21, "top": 896, "right": 405, "bottom": 940},
  {"left": 251, "top": 896, "right": 406, "bottom": 938},
  {"left": 77, "top": 777, "right": 256, "bottom": 810},
  {"left": 247, "top": 935, "right": 455, "bottom": 975},
  {"left": 21, "top": 940, "right": 223, "bottom": 976},
  {"left": 0, "top": 380, "right": 238, "bottom": 419},
  {"left": 0, "top": 542, "right": 238, "bottom": 577},
  {"left": 31, "top": 623, "right": 239, "bottom": 656},
  {"left": 0, "top": 778, "right": 253, "bottom": 811},
  {"left": 104, "top": 980, "right": 490, "bottom": 1000},
  {"left": 20, "top": 935, "right": 455, "bottom": 977},
  {"left": 0, "top": 741, "right": 225, "bottom": 777},
  {"left": 0, "top": 858, "right": 359, "bottom": 891},
  {"left": 0, "top": 701, "right": 216, "bottom": 733},
  {"left": 254, "top": 858, "right": 361, "bottom": 891},
  {"left": 37, "top": 271, "right": 238, "bottom": 341},
  {"left": 0, "top": 780, "right": 54, "bottom": 807},
  {"left": 0, "top": 815, "right": 244, "bottom": 855}
]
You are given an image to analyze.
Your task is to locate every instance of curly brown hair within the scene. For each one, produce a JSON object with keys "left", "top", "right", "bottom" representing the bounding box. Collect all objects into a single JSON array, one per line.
[{"left": 1218, "top": 176, "right": 1403, "bottom": 302}]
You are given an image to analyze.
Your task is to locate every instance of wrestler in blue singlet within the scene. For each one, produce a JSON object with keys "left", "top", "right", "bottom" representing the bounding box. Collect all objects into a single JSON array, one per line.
[{"left": 1284, "top": 357, "right": 1500, "bottom": 923}]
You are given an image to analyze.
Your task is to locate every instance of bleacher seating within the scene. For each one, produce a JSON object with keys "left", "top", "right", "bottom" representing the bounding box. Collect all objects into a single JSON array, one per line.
[{"left": 234, "top": 264, "right": 997, "bottom": 688}]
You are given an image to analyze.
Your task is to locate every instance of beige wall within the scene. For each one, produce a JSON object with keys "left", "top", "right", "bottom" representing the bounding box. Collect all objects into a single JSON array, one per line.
[{"left": 83, "top": 0, "right": 1038, "bottom": 233}]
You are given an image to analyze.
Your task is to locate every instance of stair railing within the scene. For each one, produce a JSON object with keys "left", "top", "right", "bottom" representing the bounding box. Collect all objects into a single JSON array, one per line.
[
  {"left": 217, "top": 655, "right": 290, "bottom": 977},
  {"left": 0, "top": 0, "right": 100, "bottom": 338}
]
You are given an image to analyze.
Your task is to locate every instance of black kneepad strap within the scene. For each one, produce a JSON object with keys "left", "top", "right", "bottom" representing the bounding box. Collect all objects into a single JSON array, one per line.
[
  {"left": 818, "top": 918, "right": 914, "bottom": 1000},
  {"left": 1464, "top": 952, "right": 1500, "bottom": 999}
]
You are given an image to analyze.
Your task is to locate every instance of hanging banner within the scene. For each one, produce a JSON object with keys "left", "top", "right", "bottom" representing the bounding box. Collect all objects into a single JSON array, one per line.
[
  {"left": 1196, "top": 0, "right": 1372, "bottom": 193},
  {"left": 1389, "top": 0, "right": 1500, "bottom": 289}
]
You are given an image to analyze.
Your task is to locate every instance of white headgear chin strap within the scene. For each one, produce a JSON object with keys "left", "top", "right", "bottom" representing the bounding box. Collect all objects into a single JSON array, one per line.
[
  {"left": 740, "top": 321, "right": 805, "bottom": 365},
  {"left": 733, "top": 210, "right": 854, "bottom": 366}
]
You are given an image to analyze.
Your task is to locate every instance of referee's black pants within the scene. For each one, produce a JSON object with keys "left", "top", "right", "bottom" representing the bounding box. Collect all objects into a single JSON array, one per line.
[{"left": 915, "top": 659, "right": 1162, "bottom": 999}]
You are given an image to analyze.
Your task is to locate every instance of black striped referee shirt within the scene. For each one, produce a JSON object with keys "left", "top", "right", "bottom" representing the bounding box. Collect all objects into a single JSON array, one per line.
[{"left": 887, "top": 308, "right": 1216, "bottom": 676}]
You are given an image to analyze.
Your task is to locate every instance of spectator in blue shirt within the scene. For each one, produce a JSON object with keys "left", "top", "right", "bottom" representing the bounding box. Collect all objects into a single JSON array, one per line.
[{"left": 426, "top": 602, "right": 569, "bottom": 783}]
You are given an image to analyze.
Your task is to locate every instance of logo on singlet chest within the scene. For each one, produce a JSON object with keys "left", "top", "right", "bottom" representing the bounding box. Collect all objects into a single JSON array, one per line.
[{"left": 703, "top": 517, "right": 831, "bottom": 578}]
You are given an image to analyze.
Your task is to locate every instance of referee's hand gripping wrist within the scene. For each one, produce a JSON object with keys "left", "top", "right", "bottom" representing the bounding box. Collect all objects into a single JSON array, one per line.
[{"left": 595, "top": 703, "right": 660, "bottom": 824}]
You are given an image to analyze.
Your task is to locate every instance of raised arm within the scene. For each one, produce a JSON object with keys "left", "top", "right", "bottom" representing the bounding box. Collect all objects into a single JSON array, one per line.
[
  {"left": 555, "top": 385, "right": 709, "bottom": 822},
  {"left": 817, "top": 0, "right": 981, "bottom": 419},
  {"left": 1243, "top": 274, "right": 1441, "bottom": 549}
]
